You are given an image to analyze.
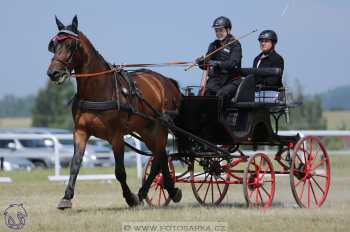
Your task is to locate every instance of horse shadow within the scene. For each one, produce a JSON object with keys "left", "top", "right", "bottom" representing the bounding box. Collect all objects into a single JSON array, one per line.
[{"left": 62, "top": 201, "right": 295, "bottom": 215}]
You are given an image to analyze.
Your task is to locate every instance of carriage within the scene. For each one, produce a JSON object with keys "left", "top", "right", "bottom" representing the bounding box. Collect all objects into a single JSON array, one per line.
[
  {"left": 46, "top": 17, "right": 330, "bottom": 210},
  {"left": 142, "top": 70, "right": 331, "bottom": 208}
]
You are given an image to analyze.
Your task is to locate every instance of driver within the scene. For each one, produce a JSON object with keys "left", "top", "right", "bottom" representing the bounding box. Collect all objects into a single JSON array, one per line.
[{"left": 196, "top": 16, "right": 242, "bottom": 105}]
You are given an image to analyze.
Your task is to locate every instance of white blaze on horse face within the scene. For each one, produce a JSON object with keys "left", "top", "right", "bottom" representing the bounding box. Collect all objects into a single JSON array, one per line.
[{"left": 214, "top": 27, "right": 229, "bottom": 41}]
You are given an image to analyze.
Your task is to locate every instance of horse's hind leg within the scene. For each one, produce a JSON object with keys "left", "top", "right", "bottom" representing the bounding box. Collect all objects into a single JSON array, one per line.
[
  {"left": 57, "top": 130, "right": 89, "bottom": 210},
  {"left": 111, "top": 134, "right": 141, "bottom": 207},
  {"left": 137, "top": 155, "right": 161, "bottom": 201},
  {"left": 158, "top": 150, "right": 182, "bottom": 203},
  {"left": 137, "top": 127, "right": 182, "bottom": 204}
]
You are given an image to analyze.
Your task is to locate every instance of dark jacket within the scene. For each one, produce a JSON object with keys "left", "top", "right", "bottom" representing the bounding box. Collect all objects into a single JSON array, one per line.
[
  {"left": 253, "top": 50, "right": 284, "bottom": 88},
  {"left": 199, "top": 34, "right": 242, "bottom": 80}
]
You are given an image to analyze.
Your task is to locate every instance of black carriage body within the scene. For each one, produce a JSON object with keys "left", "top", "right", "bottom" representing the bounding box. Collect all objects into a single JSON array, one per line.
[
  {"left": 174, "top": 96, "right": 231, "bottom": 144},
  {"left": 143, "top": 70, "right": 330, "bottom": 209},
  {"left": 173, "top": 76, "right": 300, "bottom": 153}
]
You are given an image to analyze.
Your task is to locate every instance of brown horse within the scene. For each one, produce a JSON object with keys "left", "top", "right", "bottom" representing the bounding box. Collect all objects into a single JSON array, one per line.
[{"left": 47, "top": 16, "right": 182, "bottom": 209}]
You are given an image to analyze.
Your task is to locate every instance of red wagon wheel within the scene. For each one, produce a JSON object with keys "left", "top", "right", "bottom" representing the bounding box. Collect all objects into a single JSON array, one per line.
[
  {"left": 290, "top": 136, "right": 331, "bottom": 208},
  {"left": 243, "top": 153, "right": 275, "bottom": 208},
  {"left": 190, "top": 157, "right": 230, "bottom": 206},
  {"left": 143, "top": 157, "right": 176, "bottom": 207}
]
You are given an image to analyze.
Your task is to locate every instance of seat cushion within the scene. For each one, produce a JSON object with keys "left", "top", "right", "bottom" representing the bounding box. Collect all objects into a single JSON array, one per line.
[{"left": 255, "top": 91, "right": 281, "bottom": 103}]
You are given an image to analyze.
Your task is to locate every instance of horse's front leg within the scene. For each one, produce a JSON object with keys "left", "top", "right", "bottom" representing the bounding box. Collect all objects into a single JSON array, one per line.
[
  {"left": 57, "top": 130, "right": 89, "bottom": 210},
  {"left": 111, "top": 134, "right": 142, "bottom": 207}
]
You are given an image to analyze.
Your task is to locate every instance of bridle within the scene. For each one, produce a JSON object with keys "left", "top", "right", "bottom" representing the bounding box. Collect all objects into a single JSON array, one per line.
[{"left": 48, "top": 30, "right": 80, "bottom": 75}]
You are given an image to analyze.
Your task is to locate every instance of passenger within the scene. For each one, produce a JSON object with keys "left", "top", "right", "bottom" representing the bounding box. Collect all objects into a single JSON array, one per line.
[
  {"left": 196, "top": 16, "right": 242, "bottom": 105},
  {"left": 253, "top": 30, "right": 284, "bottom": 89}
]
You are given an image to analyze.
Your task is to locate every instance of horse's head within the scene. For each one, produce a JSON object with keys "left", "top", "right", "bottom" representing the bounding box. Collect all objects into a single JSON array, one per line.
[{"left": 47, "top": 16, "right": 82, "bottom": 84}]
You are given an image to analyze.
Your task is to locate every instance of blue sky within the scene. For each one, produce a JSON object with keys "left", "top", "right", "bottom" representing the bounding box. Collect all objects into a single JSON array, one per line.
[{"left": 0, "top": 0, "right": 349, "bottom": 97}]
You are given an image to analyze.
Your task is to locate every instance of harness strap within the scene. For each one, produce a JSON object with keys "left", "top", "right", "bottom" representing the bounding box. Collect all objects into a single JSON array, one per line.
[
  {"left": 72, "top": 95, "right": 132, "bottom": 113},
  {"left": 124, "top": 141, "right": 152, "bottom": 156}
]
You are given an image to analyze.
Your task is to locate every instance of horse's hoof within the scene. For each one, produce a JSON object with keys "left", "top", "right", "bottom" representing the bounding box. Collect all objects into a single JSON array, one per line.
[
  {"left": 126, "top": 193, "right": 143, "bottom": 207},
  {"left": 57, "top": 198, "right": 72, "bottom": 210},
  {"left": 171, "top": 188, "right": 182, "bottom": 203}
]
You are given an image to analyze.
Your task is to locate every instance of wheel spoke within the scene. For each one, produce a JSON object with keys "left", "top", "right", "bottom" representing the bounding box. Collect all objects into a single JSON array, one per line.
[
  {"left": 249, "top": 186, "right": 255, "bottom": 199},
  {"left": 161, "top": 188, "right": 167, "bottom": 202},
  {"left": 196, "top": 173, "right": 208, "bottom": 192},
  {"left": 261, "top": 185, "right": 271, "bottom": 199},
  {"left": 302, "top": 143, "right": 307, "bottom": 163},
  {"left": 298, "top": 178, "right": 307, "bottom": 201},
  {"left": 251, "top": 158, "right": 259, "bottom": 171},
  {"left": 258, "top": 156, "right": 263, "bottom": 173},
  {"left": 260, "top": 170, "right": 267, "bottom": 179},
  {"left": 257, "top": 188, "right": 265, "bottom": 206},
  {"left": 294, "top": 177, "right": 305, "bottom": 188},
  {"left": 215, "top": 176, "right": 222, "bottom": 196},
  {"left": 158, "top": 187, "right": 162, "bottom": 207},
  {"left": 308, "top": 178, "right": 311, "bottom": 208},
  {"left": 203, "top": 176, "right": 212, "bottom": 203},
  {"left": 311, "top": 176, "right": 326, "bottom": 195},
  {"left": 314, "top": 174, "right": 327, "bottom": 178},
  {"left": 295, "top": 153, "right": 304, "bottom": 165},
  {"left": 310, "top": 180, "right": 319, "bottom": 206},
  {"left": 150, "top": 182, "right": 157, "bottom": 189},
  {"left": 309, "top": 138, "right": 313, "bottom": 161},
  {"left": 313, "top": 146, "right": 322, "bottom": 162},
  {"left": 211, "top": 178, "right": 214, "bottom": 204},
  {"left": 312, "top": 160, "right": 325, "bottom": 172},
  {"left": 216, "top": 175, "right": 227, "bottom": 182}
]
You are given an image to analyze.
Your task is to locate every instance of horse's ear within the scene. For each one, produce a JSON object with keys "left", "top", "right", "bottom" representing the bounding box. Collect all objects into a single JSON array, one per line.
[
  {"left": 72, "top": 15, "right": 78, "bottom": 33},
  {"left": 55, "top": 15, "right": 65, "bottom": 30}
]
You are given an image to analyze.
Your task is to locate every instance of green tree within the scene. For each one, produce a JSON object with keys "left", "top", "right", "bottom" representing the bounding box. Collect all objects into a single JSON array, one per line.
[
  {"left": 280, "top": 80, "right": 327, "bottom": 130},
  {"left": 0, "top": 94, "right": 35, "bottom": 117},
  {"left": 32, "top": 80, "right": 75, "bottom": 129}
]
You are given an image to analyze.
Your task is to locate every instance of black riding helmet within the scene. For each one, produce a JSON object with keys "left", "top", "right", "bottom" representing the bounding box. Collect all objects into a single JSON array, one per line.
[
  {"left": 258, "top": 30, "right": 278, "bottom": 44},
  {"left": 212, "top": 16, "right": 232, "bottom": 29}
]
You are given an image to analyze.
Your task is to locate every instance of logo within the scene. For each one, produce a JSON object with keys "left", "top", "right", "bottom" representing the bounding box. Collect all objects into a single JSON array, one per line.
[{"left": 3, "top": 203, "right": 28, "bottom": 230}]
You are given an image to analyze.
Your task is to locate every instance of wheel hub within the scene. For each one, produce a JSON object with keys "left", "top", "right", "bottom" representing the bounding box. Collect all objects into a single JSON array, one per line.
[
  {"left": 248, "top": 174, "right": 262, "bottom": 190},
  {"left": 155, "top": 174, "right": 163, "bottom": 186}
]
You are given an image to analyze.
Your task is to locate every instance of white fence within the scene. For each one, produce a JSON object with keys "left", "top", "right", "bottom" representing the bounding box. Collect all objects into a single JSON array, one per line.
[
  {"left": 46, "top": 134, "right": 144, "bottom": 182},
  {"left": 0, "top": 133, "right": 144, "bottom": 183},
  {"left": 0, "top": 130, "right": 350, "bottom": 183}
]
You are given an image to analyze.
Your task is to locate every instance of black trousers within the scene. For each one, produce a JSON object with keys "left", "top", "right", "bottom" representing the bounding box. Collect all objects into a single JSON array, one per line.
[{"left": 204, "top": 77, "right": 241, "bottom": 105}]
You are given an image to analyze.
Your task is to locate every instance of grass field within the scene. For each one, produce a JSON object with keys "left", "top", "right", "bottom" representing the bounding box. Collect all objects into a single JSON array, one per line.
[
  {"left": 323, "top": 111, "right": 350, "bottom": 130},
  {"left": 0, "top": 117, "right": 32, "bottom": 128},
  {"left": 1, "top": 155, "right": 350, "bottom": 232}
]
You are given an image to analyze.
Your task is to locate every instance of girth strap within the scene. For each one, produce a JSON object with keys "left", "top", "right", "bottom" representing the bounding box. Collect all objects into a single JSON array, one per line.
[{"left": 73, "top": 95, "right": 133, "bottom": 113}]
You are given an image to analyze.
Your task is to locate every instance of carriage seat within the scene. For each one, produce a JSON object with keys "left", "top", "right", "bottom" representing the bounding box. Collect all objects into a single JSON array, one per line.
[
  {"left": 255, "top": 86, "right": 285, "bottom": 104},
  {"left": 233, "top": 67, "right": 284, "bottom": 104},
  {"left": 231, "top": 75, "right": 285, "bottom": 107}
]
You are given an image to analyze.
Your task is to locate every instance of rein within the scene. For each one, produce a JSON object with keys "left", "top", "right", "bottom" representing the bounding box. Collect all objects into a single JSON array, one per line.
[
  {"left": 72, "top": 61, "right": 192, "bottom": 78},
  {"left": 49, "top": 30, "right": 192, "bottom": 78}
]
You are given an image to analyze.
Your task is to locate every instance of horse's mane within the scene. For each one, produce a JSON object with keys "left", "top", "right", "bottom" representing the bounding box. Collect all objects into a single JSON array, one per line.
[{"left": 78, "top": 31, "right": 110, "bottom": 70}]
